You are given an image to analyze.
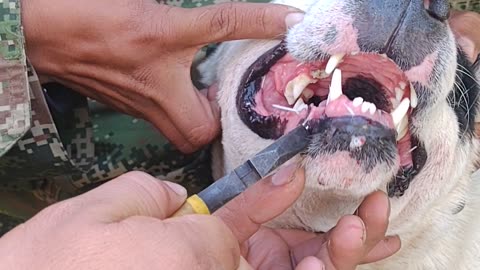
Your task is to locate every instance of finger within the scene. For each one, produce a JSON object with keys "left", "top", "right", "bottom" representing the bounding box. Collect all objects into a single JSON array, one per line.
[
  {"left": 200, "top": 83, "right": 219, "bottom": 103},
  {"left": 78, "top": 171, "right": 188, "bottom": 222},
  {"left": 362, "top": 236, "right": 401, "bottom": 264},
  {"left": 214, "top": 163, "right": 305, "bottom": 243},
  {"left": 296, "top": 257, "right": 325, "bottom": 270},
  {"left": 244, "top": 228, "right": 293, "bottom": 270},
  {"left": 57, "top": 74, "right": 199, "bottom": 153},
  {"left": 317, "top": 215, "right": 366, "bottom": 270},
  {"left": 274, "top": 229, "right": 318, "bottom": 248},
  {"left": 356, "top": 191, "right": 390, "bottom": 250},
  {"left": 148, "top": 63, "right": 221, "bottom": 153},
  {"left": 144, "top": 103, "right": 200, "bottom": 153},
  {"left": 159, "top": 3, "right": 305, "bottom": 46},
  {"left": 118, "top": 214, "right": 241, "bottom": 270}
]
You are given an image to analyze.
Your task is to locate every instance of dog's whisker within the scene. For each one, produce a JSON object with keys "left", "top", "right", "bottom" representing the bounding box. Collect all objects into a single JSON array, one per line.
[{"left": 458, "top": 64, "right": 480, "bottom": 85}]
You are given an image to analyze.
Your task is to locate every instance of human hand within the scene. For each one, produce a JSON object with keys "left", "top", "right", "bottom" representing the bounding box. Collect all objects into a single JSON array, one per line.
[
  {"left": 0, "top": 166, "right": 307, "bottom": 270},
  {"left": 449, "top": 10, "right": 480, "bottom": 62},
  {"left": 0, "top": 166, "right": 399, "bottom": 270},
  {"left": 20, "top": 0, "right": 305, "bottom": 153},
  {"left": 217, "top": 187, "right": 400, "bottom": 270}
]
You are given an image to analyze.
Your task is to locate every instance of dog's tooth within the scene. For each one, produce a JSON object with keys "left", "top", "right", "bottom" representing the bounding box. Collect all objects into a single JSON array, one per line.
[
  {"left": 396, "top": 117, "right": 409, "bottom": 141},
  {"left": 311, "top": 70, "right": 329, "bottom": 80},
  {"left": 284, "top": 74, "right": 315, "bottom": 105},
  {"left": 391, "top": 98, "right": 410, "bottom": 126},
  {"left": 302, "top": 88, "right": 314, "bottom": 100},
  {"left": 361, "top": 102, "right": 370, "bottom": 113},
  {"left": 390, "top": 98, "right": 399, "bottom": 108},
  {"left": 399, "top": 82, "right": 407, "bottom": 90},
  {"left": 395, "top": 88, "right": 403, "bottom": 101},
  {"left": 353, "top": 97, "right": 363, "bottom": 107},
  {"left": 380, "top": 53, "right": 388, "bottom": 58},
  {"left": 410, "top": 83, "right": 418, "bottom": 108},
  {"left": 328, "top": 69, "right": 343, "bottom": 103},
  {"left": 397, "top": 126, "right": 408, "bottom": 141},
  {"left": 293, "top": 98, "right": 308, "bottom": 112},
  {"left": 396, "top": 113, "right": 408, "bottom": 131},
  {"left": 369, "top": 103, "right": 376, "bottom": 115},
  {"left": 326, "top": 53, "right": 345, "bottom": 74}
]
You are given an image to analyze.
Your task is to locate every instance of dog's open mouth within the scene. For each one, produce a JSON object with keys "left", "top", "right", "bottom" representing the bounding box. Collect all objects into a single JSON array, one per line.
[{"left": 237, "top": 42, "right": 427, "bottom": 196}]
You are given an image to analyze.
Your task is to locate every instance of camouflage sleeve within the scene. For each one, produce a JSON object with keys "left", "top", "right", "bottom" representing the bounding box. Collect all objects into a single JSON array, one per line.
[
  {"left": 451, "top": 0, "right": 480, "bottom": 12},
  {"left": 0, "top": 0, "right": 31, "bottom": 157}
]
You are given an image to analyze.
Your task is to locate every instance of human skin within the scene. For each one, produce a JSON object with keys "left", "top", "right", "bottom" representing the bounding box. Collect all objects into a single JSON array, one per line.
[
  {"left": 20, "top": 0, "right": 306, "bottom": 154},
  {"left": 0, "top": 165, "right": 400, "bottom": 270},
  {"left": 450, "top": 10, "right": 480, "bottom": 63},
  {"left": 19, "top": 1, "right": 480, "bottom": 155}
]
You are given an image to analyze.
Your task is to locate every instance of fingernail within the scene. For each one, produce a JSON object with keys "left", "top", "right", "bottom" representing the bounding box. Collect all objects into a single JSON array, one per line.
[
  {"left": 272, "top": 164, "right": 298, "bottom": 186},
  {"left": 164, "top": 181, "right": 187, "bottom": 197},
  {"left": 285, "top": 12, "right": 305, "bottom": 28}
]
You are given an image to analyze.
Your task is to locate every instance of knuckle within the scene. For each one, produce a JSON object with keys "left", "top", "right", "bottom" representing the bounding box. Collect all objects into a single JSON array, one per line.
[
  {"left": 117, "top": 171, "right": 165, "bottom": 198},
  {"left": 117, "top": 172, "right": 172, "bottom": 216},
  {"left": 209, "top": 4, "right": 241, "bottom": 39},
  {"left": 254, "top": 8, "right": 270, "bottom": 34}
]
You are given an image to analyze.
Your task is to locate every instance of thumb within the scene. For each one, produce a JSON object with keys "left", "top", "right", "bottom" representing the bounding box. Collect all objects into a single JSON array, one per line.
[
  {"left": 214, "top": 163, "right": 305, "bottom": 243},
  {"left": 161, "top": 3, "right": 305, "bottom": 46},
  {"left": 78, "top": 171, "right": 188, "bottom": 222}
]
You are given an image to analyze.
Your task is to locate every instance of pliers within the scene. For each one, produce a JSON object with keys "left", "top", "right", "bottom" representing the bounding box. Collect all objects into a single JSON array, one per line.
[{"left": 172, "top": 122, "right": 312, "bottom": 217}]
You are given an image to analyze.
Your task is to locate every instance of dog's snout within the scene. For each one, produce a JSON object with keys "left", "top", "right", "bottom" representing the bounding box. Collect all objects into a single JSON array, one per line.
[
  {"left": 350, "top": 0, "right": 451, "bottom": 69},
  {"left": 424, "top": 0, "right": 450, "bottom": 21}
]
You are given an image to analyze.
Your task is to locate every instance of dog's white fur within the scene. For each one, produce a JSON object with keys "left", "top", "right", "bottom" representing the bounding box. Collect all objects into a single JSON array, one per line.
[{"left": 198, "top": 1, "right": 480, "bottom": 268}]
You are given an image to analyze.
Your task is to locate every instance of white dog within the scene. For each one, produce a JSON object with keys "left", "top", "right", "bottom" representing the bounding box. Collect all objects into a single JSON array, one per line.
[{"left": 198, "top": 1, "right": 480, "bottom": 269}]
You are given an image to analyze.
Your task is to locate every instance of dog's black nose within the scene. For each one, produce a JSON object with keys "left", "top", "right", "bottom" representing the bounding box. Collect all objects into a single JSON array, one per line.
[
  {"left": 424, "top": 0, "right": 450, "bottom": 21},
  {"left": 352, "top": 0, "right": 450, "bottom": 70}
]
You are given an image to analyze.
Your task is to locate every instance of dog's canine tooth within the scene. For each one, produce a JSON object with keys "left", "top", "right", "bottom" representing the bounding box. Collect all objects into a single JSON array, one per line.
[
  {"left": 390, "top": 98, "right": 400, "bottom": 108},
  {"left": 326, "top": 53, "right": 345, "bottom": 74},
  {"left": 284, "top": 74, "right": 316, "bottom": 105},
  {"left": 391, "top": 98, "right": 410, "bottom": 126},
  {"left": 293, "top": 98, "right": 308, "bottom": 112},
  {"left": 353, "top": 97, "right": 363, "bottom": 107},
  {"left": 396, "top": 116, "right": 409, "bottom": 141},
  {"left": 410, "top": 83, "right": 418, "bottom": 108},
  {"left": 395, "top": 87, "right": 403, "bottom": 101},
  {"left": 399, "top": 82, "right": 407, "bottom": 90},
  {"left": 328, "top": 69, "right": 343, "bottom": 103}
]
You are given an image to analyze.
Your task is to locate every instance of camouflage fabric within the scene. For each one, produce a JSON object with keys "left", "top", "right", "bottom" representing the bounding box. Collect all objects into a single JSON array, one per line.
[{"left": 0, "top": 0, "right": 478, "bottom": 235}]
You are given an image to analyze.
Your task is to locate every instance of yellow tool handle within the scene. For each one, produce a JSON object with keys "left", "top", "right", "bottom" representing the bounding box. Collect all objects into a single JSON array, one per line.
[{"left": 171, "top": 195, "right": 211, "bottom": 217}]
